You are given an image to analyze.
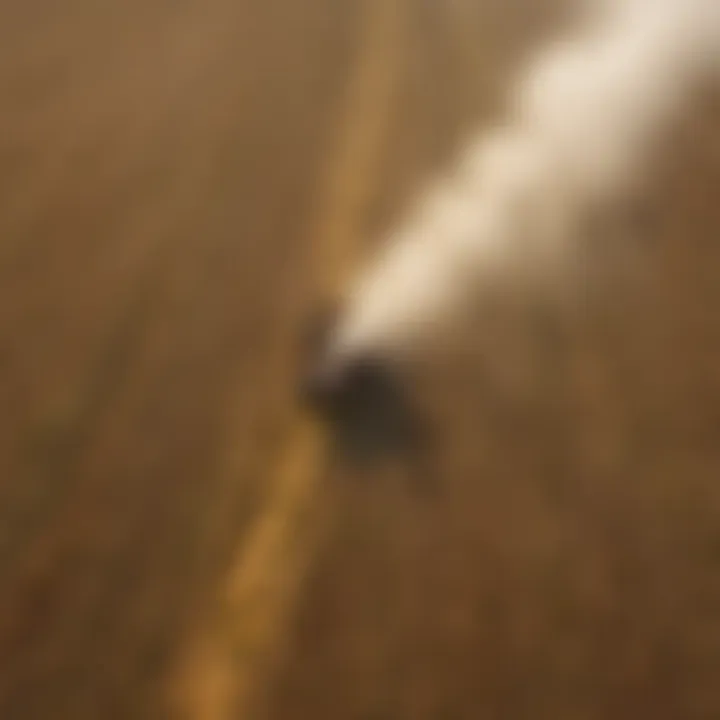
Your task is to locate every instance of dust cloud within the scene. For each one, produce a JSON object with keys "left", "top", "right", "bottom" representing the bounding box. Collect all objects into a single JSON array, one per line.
[{"left": 330, "top": 0, "right": 720, "bottom": 363}]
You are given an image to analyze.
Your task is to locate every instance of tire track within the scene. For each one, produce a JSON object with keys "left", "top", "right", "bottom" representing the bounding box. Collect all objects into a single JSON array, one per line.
[{"left": 173, "top": 0, "right": 408, "bottom": 717}]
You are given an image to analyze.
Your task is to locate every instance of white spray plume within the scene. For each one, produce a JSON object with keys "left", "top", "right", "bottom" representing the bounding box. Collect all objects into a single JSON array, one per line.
[{"left": 330, "top": 0, "right": 720, "bottom": 363}]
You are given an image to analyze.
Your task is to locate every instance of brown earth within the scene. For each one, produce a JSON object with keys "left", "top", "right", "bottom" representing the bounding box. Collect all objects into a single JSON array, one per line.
[{"left": 1, "top": 0, "right": 719, "bottom": 718}]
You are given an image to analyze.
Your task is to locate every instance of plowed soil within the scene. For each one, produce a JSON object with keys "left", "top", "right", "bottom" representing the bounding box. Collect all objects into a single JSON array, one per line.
[{"left": 1, "top": 1, "right": 719, "bottom": 718}]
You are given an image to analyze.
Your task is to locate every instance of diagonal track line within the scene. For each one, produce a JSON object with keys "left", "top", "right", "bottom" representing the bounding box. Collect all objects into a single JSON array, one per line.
[{"left": 173, "top": 1, "right": 407, "bottom": 717}]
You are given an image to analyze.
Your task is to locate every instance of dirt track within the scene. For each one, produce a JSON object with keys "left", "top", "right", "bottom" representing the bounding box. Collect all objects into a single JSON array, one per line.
[{"left": 1, "top": 1, "right": 720, "bottom": 718}]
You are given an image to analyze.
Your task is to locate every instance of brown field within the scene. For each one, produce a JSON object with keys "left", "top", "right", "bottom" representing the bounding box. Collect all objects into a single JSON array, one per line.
[{"left": 1, "top": 0, "right": 719, "bottom": 718}]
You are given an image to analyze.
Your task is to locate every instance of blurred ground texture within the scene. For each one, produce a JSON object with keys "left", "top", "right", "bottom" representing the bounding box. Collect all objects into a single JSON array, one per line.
[{"left": 0, "top": 0, "right": 719, "bottom": 718}]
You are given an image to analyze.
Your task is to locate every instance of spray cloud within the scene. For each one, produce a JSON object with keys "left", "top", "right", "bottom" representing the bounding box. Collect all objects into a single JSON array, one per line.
[{"left": 329, "top": 0, "right": 720, "bottom": 364}]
